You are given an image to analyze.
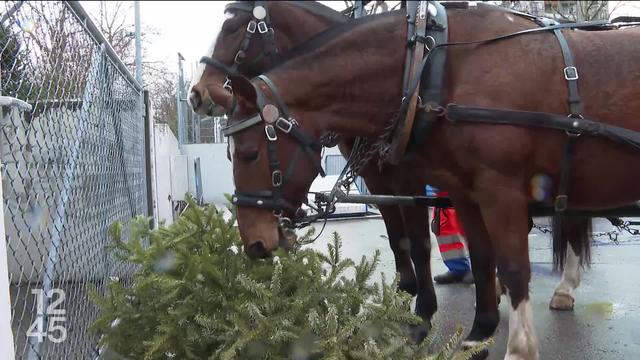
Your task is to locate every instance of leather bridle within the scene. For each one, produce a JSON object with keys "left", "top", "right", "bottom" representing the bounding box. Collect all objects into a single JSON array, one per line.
[
  {"left": 222, "top": 74, "right": 327, "bottom": 227},
  {"left": 200, "top": 1, "right": 279, "bottom": 91}
]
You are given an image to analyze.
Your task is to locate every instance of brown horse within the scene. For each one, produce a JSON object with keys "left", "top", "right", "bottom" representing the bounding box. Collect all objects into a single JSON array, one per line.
[
  {"left": 218, "top": 4, "right": 640, "bottom": 359},
  {"left": 190, "top": 0, "right": 597, "bottom": 341},
  {"left": 189, "top": 1, "right": 437, "bottom": 336}
]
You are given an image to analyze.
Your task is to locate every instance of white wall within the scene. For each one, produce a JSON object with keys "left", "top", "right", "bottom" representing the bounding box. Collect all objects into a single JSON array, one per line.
[
  {"left": 0, "top": 157, "right": 16, "bottom": 360},
  {"left": 152, "top": 142, "right": 352, "bottom": 216},
  {"left": 181, "top": 143, "right": 234, "bottom": 206},
  {"left": 153, "top": 124, "right": 180, "bottom": 225},
  {"left": 170, "top": 144, "right": 346, "bottom": 209}
]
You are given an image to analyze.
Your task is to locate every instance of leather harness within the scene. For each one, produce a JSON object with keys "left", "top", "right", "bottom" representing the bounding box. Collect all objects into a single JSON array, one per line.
[
  {"left": 199, "top": 1, "right": 278, "bottom": 91},
  {"left": 392, "top": 3, "right": 640, "bottom": 215},
  {"left": 222, "top": 75, "right": 326, "bottom": 227},
  {"left": 204, "top": 1, "right": 640, "bottom": 226}
]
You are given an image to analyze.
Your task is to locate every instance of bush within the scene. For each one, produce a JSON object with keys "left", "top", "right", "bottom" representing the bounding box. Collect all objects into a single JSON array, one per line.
[{"left": 91, "top": 200, "right": 486, "bottom": 359}]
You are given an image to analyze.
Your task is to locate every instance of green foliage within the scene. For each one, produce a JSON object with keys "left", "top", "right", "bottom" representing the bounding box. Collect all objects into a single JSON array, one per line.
[{"left": 91, "top": 198, "right": 488, "bottom": 359}]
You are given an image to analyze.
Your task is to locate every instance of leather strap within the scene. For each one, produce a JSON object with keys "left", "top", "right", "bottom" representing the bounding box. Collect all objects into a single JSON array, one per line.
[
  {"left": 550, "top": 28, "right": 582, "bottom": 214},
  {"left": 223, "top": 114, "right": 262, "bottom": 136},
  {"left": 555, "top": 134, "right": 578, "bottom": 212},
  {"left": 389, "top": 1, "right": 430, "bottom": 164},
  {"left": 553, "top": 29, "right": 582, "bottom": 116},
  {"left": 445, "top": 104, "right": 640, "bottom": 152},
  {"left": 401, "top": 1, "right": 419, "bottom": 93},
  {"left": 408, "top": 1, "right": 448, "bottom": 154},
  {"left": 258, "top": 74, "right": 292, "bottom": 119}
]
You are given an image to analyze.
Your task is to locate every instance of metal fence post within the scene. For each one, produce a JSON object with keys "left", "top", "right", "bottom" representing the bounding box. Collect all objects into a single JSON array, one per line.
[
  {"left": 143, "top": 91, "right": 154, "bottom": 222},
  {"left": 0, "top": 159, "right": 16, "bottom": 360},
  {"left": 176, "top": 53, "right": 185, "bottom": 146}
]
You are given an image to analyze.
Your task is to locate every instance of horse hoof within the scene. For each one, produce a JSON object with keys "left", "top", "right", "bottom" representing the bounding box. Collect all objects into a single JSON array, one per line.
[
  {"left": 409, "top": 322, "right": 431, "bottom": 343},
  {"left": 549, "top": 292, "right": 575, "bottom": 311}
]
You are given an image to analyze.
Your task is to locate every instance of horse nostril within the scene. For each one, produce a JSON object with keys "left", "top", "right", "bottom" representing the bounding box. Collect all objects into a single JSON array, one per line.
[
  {"left": 246, "top": 241, "right": 268, "bottom": 259},
  {"left": 189, "top": 90, "right": 202, "bottom": 110}
]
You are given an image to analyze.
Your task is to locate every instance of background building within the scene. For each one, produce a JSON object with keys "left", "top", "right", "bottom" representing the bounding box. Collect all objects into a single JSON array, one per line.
[{"left": 500, "top": 1, "right": 610, "bottom": 21}]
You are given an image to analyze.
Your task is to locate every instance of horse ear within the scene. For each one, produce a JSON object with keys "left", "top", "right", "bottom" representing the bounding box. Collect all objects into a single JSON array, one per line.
[{"left": 228, "top": 75, "right": 257, "bottom": 105}]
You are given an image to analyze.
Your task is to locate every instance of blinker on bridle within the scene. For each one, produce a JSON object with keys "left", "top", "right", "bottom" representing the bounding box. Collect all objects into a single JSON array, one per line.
[
  {"left": 222, "top": 74, "right": 326, "bottom": 224},
  {"left": 199, "top": 1, "right": 279, "bottom": 92}
]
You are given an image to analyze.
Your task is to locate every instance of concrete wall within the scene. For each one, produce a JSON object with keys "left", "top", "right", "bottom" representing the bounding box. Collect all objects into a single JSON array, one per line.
[
  {"left": 181, "top": 143, "right": 233, "bottom": 206},
  {"left": 0, "top": 156, "right": 15, "bottom": 360},
  {"left": 153, "top": 124, "right": 180, "bottom": 225}
]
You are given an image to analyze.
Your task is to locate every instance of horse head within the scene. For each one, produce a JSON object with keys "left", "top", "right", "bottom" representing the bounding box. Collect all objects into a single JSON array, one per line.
[
  {"left": 188, "top": 1, "right": 346, "bottom": 117},
  {"left": 225, "top": 75, "right": 324, "bottom": 258}
]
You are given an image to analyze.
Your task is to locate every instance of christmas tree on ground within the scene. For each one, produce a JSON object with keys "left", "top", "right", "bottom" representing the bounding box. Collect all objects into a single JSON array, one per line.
[{"left": 91, "top": 198, "right": 487, "bottom": 359}]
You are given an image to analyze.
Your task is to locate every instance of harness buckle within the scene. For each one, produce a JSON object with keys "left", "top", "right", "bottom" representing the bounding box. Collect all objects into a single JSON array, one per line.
[
  {"left": 275, "top": 118, "right": 293, "bottom": 133},
  {"left": 566, "top": 114, "right": 583, "bottom": 137},
  {"left": 257, "top": 21, "right": 268, "bottom": 34},
  {"left": 265, "top": 125, "right": 278, "bottom": 141},
  {"left": 554, "top": 195, "right": 568, "bottom": 212},
  {"left": 246, "top": 20, "right": 257, "bottom": 34},
  {"left": 223, "top": 76, "right": 232, "bottom": 91},
  {"left": 564, "top": 66, "right": 579, "bottom": 81},
  {"left": 234, "top": 50, "right": 246, "bottom": 64},
  {"left": 272, "top": 170, "right": 283, "bottom": 187}
]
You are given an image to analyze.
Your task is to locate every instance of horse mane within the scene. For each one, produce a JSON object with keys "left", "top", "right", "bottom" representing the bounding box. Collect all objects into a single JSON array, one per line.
[{"left": 268, "top": 10, "right": 401, "bottom": 73}]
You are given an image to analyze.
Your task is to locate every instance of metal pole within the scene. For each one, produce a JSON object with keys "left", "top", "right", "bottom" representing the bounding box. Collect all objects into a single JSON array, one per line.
[
  {"left": 65, "top": 1, "right": 142, "bottom": 92},
  {"left": 336, "top": 191, "right": 640, "bottom": 217},
  {"left": 134, "top": 0, "right": 149, "bottom": 222},
  {"left": 143, "top": 91, "right": 155, "bottom": 222},
  {"left": 176, "top": 53, "right": 185, "bottom": 145},
  {"left": 0, "top": 160, "right": 16, "bottom": 360},
  {"left": 134, "top": 1, "right": 142, "bottom": 85}
]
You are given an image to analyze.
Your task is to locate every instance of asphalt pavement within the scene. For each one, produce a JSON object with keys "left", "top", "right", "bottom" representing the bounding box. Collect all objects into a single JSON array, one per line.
[{"left": 306, "top": 216, "right": 640, "bottom": 360}]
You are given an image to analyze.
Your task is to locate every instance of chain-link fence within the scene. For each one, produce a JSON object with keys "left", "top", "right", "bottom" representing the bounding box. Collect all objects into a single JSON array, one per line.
[
  {"left": 176, "top": 56, "right": 227, "bottom": 145},
  {"left": 1, "top": 1, "right": 147, "bottom": 359}
]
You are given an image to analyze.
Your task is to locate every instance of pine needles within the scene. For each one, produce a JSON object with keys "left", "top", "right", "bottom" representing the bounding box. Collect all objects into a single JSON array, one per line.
[{"left": 91, "top": 198, "right": 488, "bottom": 359}]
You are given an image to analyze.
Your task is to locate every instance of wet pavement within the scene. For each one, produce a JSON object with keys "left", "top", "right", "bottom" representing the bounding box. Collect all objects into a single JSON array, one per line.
[{"left": 306, "top": 216, "right": 640, "bottom": 359}]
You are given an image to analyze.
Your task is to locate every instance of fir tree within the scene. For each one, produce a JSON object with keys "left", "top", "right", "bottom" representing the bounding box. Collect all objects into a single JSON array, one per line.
[{"left": 91, "top": 197, "right": 488, "bottom": 359}]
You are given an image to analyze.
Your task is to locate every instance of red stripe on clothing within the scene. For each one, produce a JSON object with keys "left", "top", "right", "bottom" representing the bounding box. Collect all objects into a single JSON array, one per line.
[{"left": 439, "top": 242, "right": 465, "bottom": 253}]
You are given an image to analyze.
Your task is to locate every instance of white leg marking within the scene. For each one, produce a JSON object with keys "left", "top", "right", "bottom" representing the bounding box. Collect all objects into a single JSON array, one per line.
[
  {"left": 505, "top": 298, "right": 539, "bottom": 360},
  {"left": 550, "top": 246, "right": 581, "bottom": 310}
]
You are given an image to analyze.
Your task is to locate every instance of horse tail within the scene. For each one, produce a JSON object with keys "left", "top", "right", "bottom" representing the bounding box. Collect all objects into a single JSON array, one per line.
[{"left": 552, "top": 216, "right": 592, "bottom": 271}]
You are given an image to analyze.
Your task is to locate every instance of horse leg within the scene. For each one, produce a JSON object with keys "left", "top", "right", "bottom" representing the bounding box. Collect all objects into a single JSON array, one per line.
[
  {"left": 494, "top": 216, "right": 533, "bottom": 303},
  {"left": 549, "top": 217, "right": 591, "bottom": 310},
  {"left": 549, "top": 243, "right": 581, "bottom": 310},
  {"left": 450, "top": 197, "right": 498, "bottom": 356},
  {"left": 402, "top": 205, "right": 437, "bottom": 341},
  {"left": 378, "top": 203, "right": 417, "bottom": 295},
  {"left": 478, "top": 190, "right": 539, "bottom": 360}
]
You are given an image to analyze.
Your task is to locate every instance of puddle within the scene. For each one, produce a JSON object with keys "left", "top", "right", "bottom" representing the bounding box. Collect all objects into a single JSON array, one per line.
[{"left": 582, "top": 301, "right": 615, "bottom": 319}]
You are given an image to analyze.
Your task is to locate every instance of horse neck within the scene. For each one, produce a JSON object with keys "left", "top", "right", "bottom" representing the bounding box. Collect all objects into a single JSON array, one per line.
[
  {"left": 264, "top": 12, "right": 407, "bottom": 140},
  {"left": 269, "top": 2, "right": 344, "bottom": 54}
]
